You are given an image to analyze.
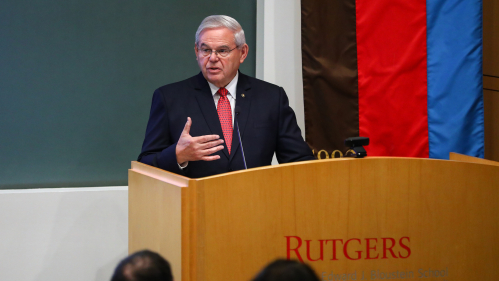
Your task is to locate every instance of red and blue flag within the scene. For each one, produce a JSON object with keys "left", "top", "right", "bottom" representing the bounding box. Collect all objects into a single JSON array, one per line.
[{"left": 302, "top": 0, "right": 484, "bottom": 159}]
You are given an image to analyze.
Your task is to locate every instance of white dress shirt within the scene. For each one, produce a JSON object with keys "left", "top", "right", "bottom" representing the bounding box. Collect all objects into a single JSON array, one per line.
[{"left": 207, "top": 71, "right": 238, "bottom": 126}]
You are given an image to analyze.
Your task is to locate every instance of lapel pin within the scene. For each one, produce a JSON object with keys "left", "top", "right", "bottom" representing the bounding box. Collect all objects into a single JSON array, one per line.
[{"left": 241, "top": 93, "right": 245, "bottom": 98}]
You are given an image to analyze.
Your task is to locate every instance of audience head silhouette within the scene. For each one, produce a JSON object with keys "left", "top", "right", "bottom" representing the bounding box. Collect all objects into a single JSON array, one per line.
[
  {"left": 111, "top": 250, "right": 173, "bottom": 281},
  {"left": 252, "top": 259, "right": 320, "bottom": 281}
]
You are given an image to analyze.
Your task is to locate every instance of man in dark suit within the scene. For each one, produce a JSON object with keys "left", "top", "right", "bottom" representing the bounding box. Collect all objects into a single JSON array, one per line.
[{"left": 138, "top": 15, "right": 314, "bottom": 178}]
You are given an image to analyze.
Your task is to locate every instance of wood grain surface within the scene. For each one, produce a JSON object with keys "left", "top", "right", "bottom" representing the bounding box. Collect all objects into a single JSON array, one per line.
[{"left": 130, "top": 158, "right": 499, "bottom": 281}]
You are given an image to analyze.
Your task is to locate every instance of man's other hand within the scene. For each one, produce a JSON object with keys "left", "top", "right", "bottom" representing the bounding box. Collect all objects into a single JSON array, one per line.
[{"left": 176, "top": 117, "right": 225, "bottom": 165}]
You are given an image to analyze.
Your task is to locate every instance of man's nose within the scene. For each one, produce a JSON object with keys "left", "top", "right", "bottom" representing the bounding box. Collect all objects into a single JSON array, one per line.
[{"left": 209, "top": 51, "right": 219, "bottom": 62}]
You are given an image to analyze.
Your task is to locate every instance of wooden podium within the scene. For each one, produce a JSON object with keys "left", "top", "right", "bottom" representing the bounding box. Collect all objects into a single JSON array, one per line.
[{"left": 129, "top": 154, "right": 499, "bottom": 281}]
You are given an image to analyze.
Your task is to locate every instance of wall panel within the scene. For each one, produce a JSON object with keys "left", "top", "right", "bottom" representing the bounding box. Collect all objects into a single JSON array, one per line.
[
  {"left": 484, "top": 90, "right": 499, "bottom": 161},
  {"left": 0, "top": 187, "right": 128, "bottom": 281},
  {"left": 0, "top": 0, "right": 256, "bottom": 189},
  {"left": 483, "top": 0, "right": 499, "bottom": 161},
  {"left": 483, "top": 0, "right": 499, "bottom": 77}
]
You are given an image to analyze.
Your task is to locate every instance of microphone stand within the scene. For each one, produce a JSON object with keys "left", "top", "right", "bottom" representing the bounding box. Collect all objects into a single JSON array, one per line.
[{"left": 235, "top": 107, "right": 247, "bottom": 169}]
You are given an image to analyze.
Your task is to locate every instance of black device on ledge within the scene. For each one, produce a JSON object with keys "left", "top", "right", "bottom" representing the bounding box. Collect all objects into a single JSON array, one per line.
[{"left": 344, "top": 137, "right": 370, "bottom": 158}]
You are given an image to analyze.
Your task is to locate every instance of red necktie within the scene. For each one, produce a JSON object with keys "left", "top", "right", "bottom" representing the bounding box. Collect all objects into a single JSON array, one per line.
[{"left": 217, "top": 87, "right": 233, "bottom": 154}]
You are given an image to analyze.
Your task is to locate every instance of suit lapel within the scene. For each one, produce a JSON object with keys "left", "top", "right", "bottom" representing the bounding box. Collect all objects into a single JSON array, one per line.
[
  {"left": 193, "top": 73, "right": 229, "bottom": 159},
  {"left": 229, "top": 72, "right": 252, "bottom": 162}
]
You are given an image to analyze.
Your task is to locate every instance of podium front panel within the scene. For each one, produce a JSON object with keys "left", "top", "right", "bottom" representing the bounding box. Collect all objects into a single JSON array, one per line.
[{"left": 185, "top": 158, "right": 499, "bottom": 281}]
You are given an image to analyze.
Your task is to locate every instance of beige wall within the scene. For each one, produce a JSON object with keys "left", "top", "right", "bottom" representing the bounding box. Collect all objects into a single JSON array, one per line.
[
  {"left": 0, "top": 187, "right": 128, "bottom": 281},
  {"left": 483, "top": 0, "right": 499, "bottom": 161}
]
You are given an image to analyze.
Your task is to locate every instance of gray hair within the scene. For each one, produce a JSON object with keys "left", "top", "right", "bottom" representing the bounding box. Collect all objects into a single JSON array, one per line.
[{"left": 195, "top": 15, "right": 246, "bottom": 47}]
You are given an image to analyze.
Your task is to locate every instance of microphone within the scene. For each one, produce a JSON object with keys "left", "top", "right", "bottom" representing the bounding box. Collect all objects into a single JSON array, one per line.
[{"left": 235, "top": 106, "right": 247, "bottom": 169}]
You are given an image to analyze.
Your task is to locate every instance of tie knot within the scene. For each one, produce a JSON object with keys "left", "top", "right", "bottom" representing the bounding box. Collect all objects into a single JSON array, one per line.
[{"left": 218, "top": 87, "right": 228, "bottom": 97}]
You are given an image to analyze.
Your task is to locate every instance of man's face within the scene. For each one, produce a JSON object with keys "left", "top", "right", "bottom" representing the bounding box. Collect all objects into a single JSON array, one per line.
[{"left": 195, "top": 27, "right": 248, "bottom": 88}]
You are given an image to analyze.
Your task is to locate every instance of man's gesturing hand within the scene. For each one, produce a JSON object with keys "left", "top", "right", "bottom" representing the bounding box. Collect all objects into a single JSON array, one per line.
[{"left": 176, "top": 117, "right": 225, "bottom": 165}]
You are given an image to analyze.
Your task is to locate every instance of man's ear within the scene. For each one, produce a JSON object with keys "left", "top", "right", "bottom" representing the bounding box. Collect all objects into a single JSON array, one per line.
[
  {"left": 194, "top": 44, "right": 199, "bottom": 60},
  {"left": 239, "top": 44, "right": 249, "bottom": 63}
]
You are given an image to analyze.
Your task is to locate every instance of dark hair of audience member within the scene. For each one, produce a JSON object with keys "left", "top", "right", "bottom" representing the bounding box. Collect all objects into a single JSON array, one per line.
[
  {"left": 111, "top": 250, "right": 173, "bottom": 281},
  {"left": 252, "top": 259, "right": 320, "bottom": 281}
]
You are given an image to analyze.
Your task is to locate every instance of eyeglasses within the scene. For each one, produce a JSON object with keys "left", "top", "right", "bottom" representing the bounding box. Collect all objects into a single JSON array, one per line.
[{"left": 198, "top": 46, "right": 238, "bottom": 58}]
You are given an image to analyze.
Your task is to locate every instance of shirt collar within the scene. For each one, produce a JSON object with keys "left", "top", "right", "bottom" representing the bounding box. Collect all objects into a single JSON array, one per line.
[{"left": 208, "top": 71, "right": 239, "bottom": 99}]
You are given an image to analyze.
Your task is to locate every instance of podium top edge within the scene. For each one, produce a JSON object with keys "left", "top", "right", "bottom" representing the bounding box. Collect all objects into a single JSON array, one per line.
[
  {"left": 130, "top": 161, "right": 190, "bottom": 187},
  {"left": 198, "top": 156, "right": 499, "bottom": 180},
  {"left": 131, "top": 156, "right": 498, "bottom": 183},
  {"left": 194, "top": 157, "right": 428, "bottom": 180},
  {"left": 449, "top": 152, "right": 499, "bottom": 166}
]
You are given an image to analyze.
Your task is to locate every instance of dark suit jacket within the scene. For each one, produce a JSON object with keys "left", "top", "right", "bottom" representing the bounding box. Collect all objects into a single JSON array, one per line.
[{"left": 138, "top": 71, "right": 314, "bottom": 178}]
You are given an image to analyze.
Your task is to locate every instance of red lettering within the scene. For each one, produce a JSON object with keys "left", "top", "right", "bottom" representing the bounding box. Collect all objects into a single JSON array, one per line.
[
  {"left": 325, "top": 239, "right": 344, "bottom": 260},
  {"left": 343, "top": 238, "right": 362, "bottom": 260},
  {"left": 382, "top": 238, "right": 398, "bottom": 259},
  {"left": 398, "top": 237, "right": 411, "bottom": 258},
  {"left": 306, "top": 240, "right": 324, "bottom": 261},
  {"left": 286, "top": 236, "right": 411, "bottom": 261},
  {"left": 285, "top": 236, "right": 304, "bottom": 262},
  {"left": 365, "top": 238, "right": 379, "bottom": 259}
]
